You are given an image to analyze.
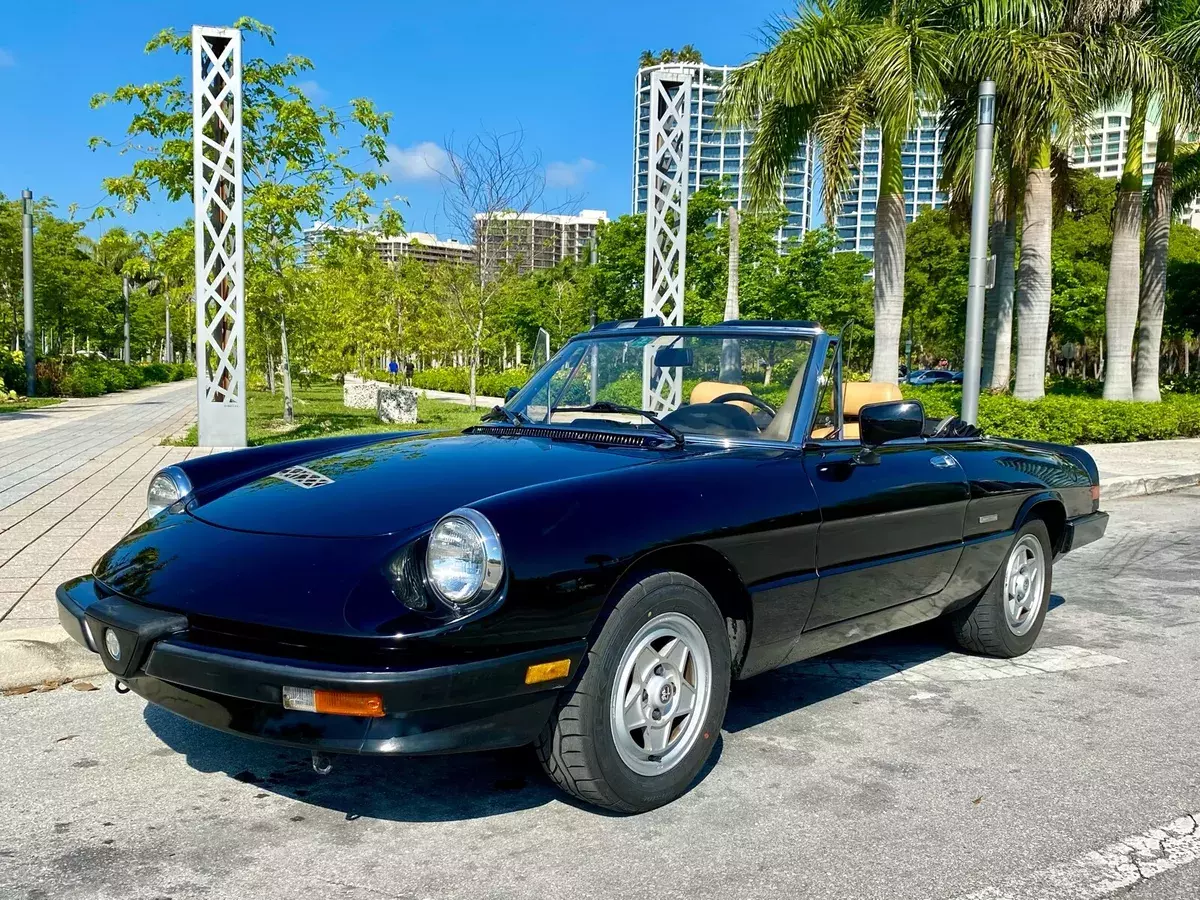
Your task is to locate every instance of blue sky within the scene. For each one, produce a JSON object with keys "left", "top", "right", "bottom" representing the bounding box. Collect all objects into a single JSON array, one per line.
[{"left": 0, "top": 0, "right": 791, "bottom": 240}]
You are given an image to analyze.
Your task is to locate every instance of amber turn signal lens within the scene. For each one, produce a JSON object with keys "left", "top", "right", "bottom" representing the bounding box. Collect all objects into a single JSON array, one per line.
[
  {"left": 315, "top": 690, "right": 385, "bottom": 717},
  {"left": 1090, "top": 484, "right": 1101, "bottom": 502},
  {"left": 525, "top": 659, "right": 571, "bottom": 685},
  {"left": 282, "top": 686, "right": 385, "bottom": 717}
]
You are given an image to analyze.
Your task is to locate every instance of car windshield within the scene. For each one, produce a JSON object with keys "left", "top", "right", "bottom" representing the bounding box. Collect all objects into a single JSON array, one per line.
[{"left": 501, "top": 330, "right": 816, "bottom": 443}]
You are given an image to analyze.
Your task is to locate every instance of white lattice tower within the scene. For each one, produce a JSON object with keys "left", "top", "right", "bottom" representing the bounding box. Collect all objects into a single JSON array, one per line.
[
  {"left": 642, "top": 69, "right": 691, "bottom": 413},
  {"left": 192, "top": 26, "right": 247, "bottom": 447}
]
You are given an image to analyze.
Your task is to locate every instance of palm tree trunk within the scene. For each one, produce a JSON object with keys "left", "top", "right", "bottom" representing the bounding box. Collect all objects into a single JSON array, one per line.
[
  {"left": 720, "top": 205, "right": 741, "bottom": 381},
  {"left": 1102, "top": 91, "right": 1148, "bottom": 401},
  {"left": 1013, "top": 142, "right": 1053, "bottom": 400},
  {"left": 982, "top": 189, "right": 1017, "bottom": 391},
  {"left": 870, "top": 129, "right": 906, "bottom": 384},
  {"left": 1133, "top": 120, "right": 1173, "bottom": 402}
]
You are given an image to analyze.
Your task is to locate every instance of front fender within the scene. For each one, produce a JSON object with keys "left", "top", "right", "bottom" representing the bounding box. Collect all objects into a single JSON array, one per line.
[{"left": 449, "top": 444, "right": 820, "bottom": 654}]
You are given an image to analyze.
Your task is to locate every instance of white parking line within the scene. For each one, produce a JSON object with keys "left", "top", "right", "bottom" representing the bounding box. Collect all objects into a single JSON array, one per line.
[
  {"left": 792, "top": 645, "right": 1126, "bottom": 686},
  {"left": 947, "top": 813, "right": 1200, "bottom": 899}
]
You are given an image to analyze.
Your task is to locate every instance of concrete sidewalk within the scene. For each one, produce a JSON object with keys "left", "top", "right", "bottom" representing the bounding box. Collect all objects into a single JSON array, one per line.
[
  {"left": 1082, "top": 438, "right": 1200, "bottom": 500},
  {"left": 0, "top": 381, "right": 210, "bottom": 689}
]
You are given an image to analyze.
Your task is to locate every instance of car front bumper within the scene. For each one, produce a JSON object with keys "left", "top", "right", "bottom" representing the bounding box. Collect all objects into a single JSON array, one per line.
[{"left": 57, "top": 576, "right": 585, "bottom": 756}]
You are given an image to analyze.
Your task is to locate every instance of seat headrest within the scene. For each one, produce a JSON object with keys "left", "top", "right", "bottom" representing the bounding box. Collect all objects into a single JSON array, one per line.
[
  {"left": 843, "top": 382, "right": 903, "bottom": 417},
  {"left": 690, "top": 380, "right": 754, "bottom": 413}
]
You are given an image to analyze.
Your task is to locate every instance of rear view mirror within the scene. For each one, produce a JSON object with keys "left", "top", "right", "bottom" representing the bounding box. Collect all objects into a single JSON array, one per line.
[
  {"left": 859, "top": 400, "right": 925, "bottom": 449},
  {"left": 505, "top": 386, "right": 519, "bottom": 402},
  {"left": 653, "top": 346, "right": 693, "bottom": 368}
]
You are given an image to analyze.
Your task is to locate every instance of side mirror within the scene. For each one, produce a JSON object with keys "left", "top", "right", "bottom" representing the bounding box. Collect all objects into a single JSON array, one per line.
[
  {"left": 505, "top": 386, "right": 519, "bottom": 402},
  {"left": 859, "top": 400, "right": 925, "bottom": 449}
]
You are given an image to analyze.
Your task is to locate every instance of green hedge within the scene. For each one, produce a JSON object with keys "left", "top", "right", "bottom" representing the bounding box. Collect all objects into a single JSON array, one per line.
[
  {"left": 400, "top": 367, "right": 532, "bottom": 399},
  {"left": 904, "top": 384, "right": 1200, "bottom": 444},
  {"left": 35, "top": 357, "right": 195, "bottom": 398}
]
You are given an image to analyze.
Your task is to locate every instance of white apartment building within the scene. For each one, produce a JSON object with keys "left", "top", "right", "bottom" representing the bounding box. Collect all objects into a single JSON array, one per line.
[
  {"left": 474, "top": 209, "right": 609, "bottom": 275},
  {"left": 1069, "top": 101, "right": 1200, "bottom": 228},
  {"left": 303, "top": 224, "right": 476, "bottom": 267}
]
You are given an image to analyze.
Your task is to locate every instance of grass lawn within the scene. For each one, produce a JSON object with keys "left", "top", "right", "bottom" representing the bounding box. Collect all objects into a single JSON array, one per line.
[
  {"left": 165, "top": 380, "right": 488, "bottom": 447},
  {"left": 0, "top": 397, "right": 64, "bottom": 414}
]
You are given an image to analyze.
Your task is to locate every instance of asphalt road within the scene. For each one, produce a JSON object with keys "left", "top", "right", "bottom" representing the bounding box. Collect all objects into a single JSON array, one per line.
[{"left": 2, "top": 490, "right": 1198, "bottom": 900}]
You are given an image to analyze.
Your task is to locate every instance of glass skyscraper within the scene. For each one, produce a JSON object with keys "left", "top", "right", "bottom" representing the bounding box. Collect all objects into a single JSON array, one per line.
[
  {"left": 632, "top": 62, "right": 816, "bottom": 244},
  {"left": 834, "top": 114, "right": 950, "bottom": 260}
]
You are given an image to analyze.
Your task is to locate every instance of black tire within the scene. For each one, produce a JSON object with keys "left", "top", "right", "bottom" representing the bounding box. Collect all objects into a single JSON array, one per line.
[
  {"left": 950, "top": 518, "right": 1053, "bottom": 658},
  {"left": 534, "top": 570, "right": 731, "bottom": 813}
]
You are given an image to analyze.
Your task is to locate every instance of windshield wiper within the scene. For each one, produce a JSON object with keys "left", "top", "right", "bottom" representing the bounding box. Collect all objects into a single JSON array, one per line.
[
  {"left": 555, "top": 401, "right": 684, "bottom": 446},
  {"left": 481, "top": 405, "right": 530, "bottom": 426}
]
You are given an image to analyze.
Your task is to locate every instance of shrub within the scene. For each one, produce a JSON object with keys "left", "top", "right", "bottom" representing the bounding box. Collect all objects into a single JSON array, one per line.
[
  {"left": 141, "top": 362, "right": 172, "bottom": 383},
  {"left": 0, "top": 349, "right": 24, "bottom": 394},
  {"left": 35, "top": 359, "right": 67, "bottom": 396},
  {"left": 902, "top": 384, "right": 1200, "bottom": 444},
  {"left": 60, "top": 371, "right": 105, "bottom": 398},
  {"left": 405, "top": 367, "right": 532, "bottom": 398}
]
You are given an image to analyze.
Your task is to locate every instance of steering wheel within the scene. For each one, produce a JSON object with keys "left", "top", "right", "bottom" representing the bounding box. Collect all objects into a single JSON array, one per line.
[{"left": 709, "top": 392, "right": 776, "bottom": 417}]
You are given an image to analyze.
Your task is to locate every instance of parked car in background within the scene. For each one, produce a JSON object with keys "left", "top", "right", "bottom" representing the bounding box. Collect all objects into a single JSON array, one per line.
[
  {"left": 58, "top": 319, "right": 1108, "bottom": 813},
  {"left": 907, "top": 369, "right": 959, "bottom": 386}
]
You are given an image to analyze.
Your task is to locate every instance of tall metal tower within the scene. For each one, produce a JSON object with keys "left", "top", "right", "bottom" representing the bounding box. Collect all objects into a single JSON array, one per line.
[
  {"left": 192, "top": 26, "right": 247, "bottom": 448},
  {"left": 641, "top": 68, "right": 691, "bottom": 413}
]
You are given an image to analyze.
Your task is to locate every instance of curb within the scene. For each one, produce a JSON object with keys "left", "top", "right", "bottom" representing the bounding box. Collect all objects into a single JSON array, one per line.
[
  {"left": 1100, "top": 472, "right": 1200, "bottom": 501},
  {"left": 0, "top": 626, "right": 105, "bottom": 692}
]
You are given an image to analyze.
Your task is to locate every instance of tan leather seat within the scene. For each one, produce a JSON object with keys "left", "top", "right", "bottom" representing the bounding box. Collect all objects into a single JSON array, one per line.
[
  {"left": 811, "top": 382, "right": 904, "bottom": 440},
  {"left": 690, "top": 380, "right": 755, "bottom": 414}
]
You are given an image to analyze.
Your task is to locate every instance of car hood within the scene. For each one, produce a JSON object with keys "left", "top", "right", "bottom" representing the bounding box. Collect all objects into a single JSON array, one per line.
[{"left": 188, "top": 430, "right": 669, "bottom": 538}]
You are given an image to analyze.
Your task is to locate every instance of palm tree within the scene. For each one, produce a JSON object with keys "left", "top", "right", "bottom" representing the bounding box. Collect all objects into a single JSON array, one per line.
[
  {"left": 1133, "top": 3, "right": 1200, "bottom": 400},
  {"left": 941, "top": 0, "right": 1082, "bottom": 398},
  {"left": 1072, "top": 0, "right": 1190, "bottom": 399},
  {"left": 721, "top": 0, "right": 951, "bottom": 384}
]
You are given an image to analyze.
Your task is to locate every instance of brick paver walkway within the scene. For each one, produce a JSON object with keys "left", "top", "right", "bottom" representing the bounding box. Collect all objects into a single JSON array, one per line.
[{"left": 0, "top": 382, "right": 208, "bottom": 633}]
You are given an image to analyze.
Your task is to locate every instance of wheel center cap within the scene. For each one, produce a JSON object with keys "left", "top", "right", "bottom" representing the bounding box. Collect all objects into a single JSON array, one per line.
[{"left": 659, "top": 683, "right": 675, "bottom": 704}]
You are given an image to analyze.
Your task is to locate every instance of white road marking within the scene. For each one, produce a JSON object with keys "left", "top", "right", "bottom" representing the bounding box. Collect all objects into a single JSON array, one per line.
[
  {"left": 945, "top": 813, "right": 1200, "bottom": 899},
  {"left": 792, "top": 645, "right": 1126, "bottom": 687}
]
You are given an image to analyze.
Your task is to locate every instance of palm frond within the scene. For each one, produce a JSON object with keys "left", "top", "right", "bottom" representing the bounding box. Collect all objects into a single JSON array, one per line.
[
  {"left": 812, "top": 73, "right": 874, "bottom": 221},
  {"left": 1172, "top": 142, "right": 1200, "bottom": 215},
  {"left": 718, "top": 3, "right": 866, "bottom": 129},
  {"left": 742, "top": 99, "right": 822, "bottom": 213}
]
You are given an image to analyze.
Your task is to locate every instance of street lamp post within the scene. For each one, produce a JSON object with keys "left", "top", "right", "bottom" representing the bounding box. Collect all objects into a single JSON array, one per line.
[
  {"left": 123, "top": 276, "right": 131, "bottom": 364},
  {"left": 961, "top": 80, "right": 996, "bottom": 426},
  {"left": 21, "top": 190, "right": 35, "bottom": 396}
]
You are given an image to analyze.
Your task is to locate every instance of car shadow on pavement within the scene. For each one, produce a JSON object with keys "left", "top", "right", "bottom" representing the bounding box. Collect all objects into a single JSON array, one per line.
[
  {"left": 725, "top": 595, "right": 1065, "bottom": 734},
  {"left": 142, "top": 703, "right": 725, "bottom": 822},
  {"left": 142, "top": 597, "right": 1067, "bottom": 821}
]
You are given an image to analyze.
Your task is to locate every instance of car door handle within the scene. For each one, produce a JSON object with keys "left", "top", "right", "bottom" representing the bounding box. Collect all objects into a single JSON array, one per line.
[{"left": 930, "top": 454, "right": 958, "bottom": 469}]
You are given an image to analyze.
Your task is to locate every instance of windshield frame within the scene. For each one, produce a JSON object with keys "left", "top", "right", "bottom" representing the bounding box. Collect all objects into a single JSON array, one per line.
[{"left": 497, "top": 324, "right": 833, "bottom": 448}]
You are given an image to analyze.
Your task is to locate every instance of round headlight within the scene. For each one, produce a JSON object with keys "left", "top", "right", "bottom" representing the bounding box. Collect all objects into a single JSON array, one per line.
[
  {"left": 426, "top": 508, "right": 504, "bottom": 608},
  {"left": 147, "top": 467, "right": 192, "bottom": 518}
]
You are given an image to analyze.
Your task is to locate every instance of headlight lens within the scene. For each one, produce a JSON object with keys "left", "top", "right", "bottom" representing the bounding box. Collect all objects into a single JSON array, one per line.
[
  {"left": 146, "top": 467, "right": 192, "bottom": 517},
  {"left": 425, "top": 508, "right": 504, "bottom": 608}
]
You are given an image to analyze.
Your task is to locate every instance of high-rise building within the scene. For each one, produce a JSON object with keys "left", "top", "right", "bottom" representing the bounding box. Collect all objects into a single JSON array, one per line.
[
  {"left": 632, "top": 62, "right": 816, "bottom": 245},
  {"left": 1069, "top": 102, "right": 1200, "bottom": 228},
  {"left": 474, "top": 210, "right": 608, "bottom": 276},
  {"left": 834, "top": 114, "right": 950, "bottom": 259}
]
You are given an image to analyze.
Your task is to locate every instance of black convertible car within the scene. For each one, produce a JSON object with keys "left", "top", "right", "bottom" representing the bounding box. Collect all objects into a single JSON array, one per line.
[{"left": 58, "top": 319, "right": 1108, "bottom": 812}]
